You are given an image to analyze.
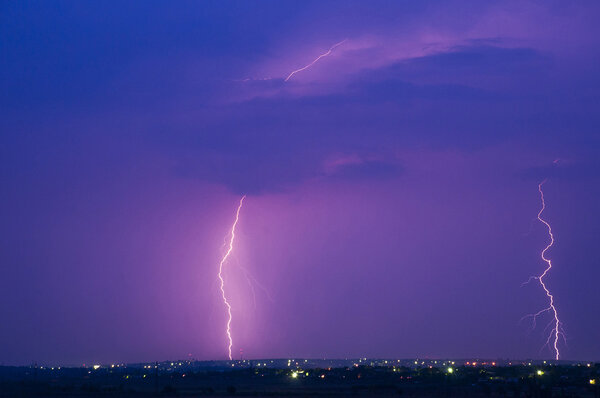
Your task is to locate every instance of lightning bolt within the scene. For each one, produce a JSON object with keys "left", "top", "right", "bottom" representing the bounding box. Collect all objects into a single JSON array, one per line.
[
  {"left": 524, "top": 180, "right": 564, "bottom": 360},
  {"left": 217, "top": 195, "right": 246, "bottom": 360},
  {"left": 284, "top": 39, "right": 347, "bottom": 82}
]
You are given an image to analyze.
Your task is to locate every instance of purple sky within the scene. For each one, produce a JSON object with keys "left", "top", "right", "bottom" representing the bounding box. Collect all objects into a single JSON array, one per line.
[{"left": 1, "top": 1, "right": 600, "bottom": 365}]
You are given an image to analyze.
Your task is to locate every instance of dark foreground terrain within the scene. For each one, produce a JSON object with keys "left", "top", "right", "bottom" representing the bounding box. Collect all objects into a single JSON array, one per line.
[{"left": 1, "top": 359, "right": 598, "bottom": 398}]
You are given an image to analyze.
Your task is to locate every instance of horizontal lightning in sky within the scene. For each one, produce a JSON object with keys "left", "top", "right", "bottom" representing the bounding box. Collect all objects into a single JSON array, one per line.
[
  {"left": 217, "top": 195, "right": 246, "bottom": 360},
  {"left": 284, "top": 39, "right": 347, "bottom": 82}
]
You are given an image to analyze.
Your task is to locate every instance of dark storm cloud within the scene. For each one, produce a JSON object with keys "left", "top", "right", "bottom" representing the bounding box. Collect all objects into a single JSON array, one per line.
[
  {"left": 173, "top": 150, "right": 321, "bottom": 195},
  {"left": 159, "top": 44, "right": 578, "bottom": 193},
  {"left": 403, "top": 45, "right": 551, "bottom": 76},
  {"left": 326, "top": 160, "right": 402, "bottom": 181},
  {"left": 3, "top": 38, "right": 593, "bottom": 197},
  {"left": 519, "top": 160, "right": 600, "bottom": 182}
]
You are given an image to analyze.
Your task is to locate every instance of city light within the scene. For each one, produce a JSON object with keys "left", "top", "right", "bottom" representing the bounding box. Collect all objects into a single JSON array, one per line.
[
  {"left": 590, "top": 379, "right": 596, "bottom": 385},
  {"left": 447, "top": 367, "right": 454, "bottom": 374},
  {"left": 291, "top": 372, "right": 298, "bottom": 379},
  {"left": 537, "top": 370, "right": 544, "bottom": 376}
]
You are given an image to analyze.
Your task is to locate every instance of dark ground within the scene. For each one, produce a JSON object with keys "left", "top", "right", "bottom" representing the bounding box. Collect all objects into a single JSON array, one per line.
[{"left": 1, "top": 360, "right": 598, "bottom": 397}]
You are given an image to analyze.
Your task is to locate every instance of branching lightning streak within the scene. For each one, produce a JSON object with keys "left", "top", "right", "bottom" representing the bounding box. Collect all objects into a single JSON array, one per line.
[
  {"left": 284, "top": 39, "right": 347, "bottom": 82},
  {"left": 217, "top": 195, "right": 246, "bottom": 360},
  {"left": 525, "top": 180, "right": 564, "bottom": 360}
]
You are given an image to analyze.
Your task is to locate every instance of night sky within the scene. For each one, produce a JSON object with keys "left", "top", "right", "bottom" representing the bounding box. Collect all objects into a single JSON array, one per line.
[{"left": 1, "top": 1, "right": 600, "bottom": 365}]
